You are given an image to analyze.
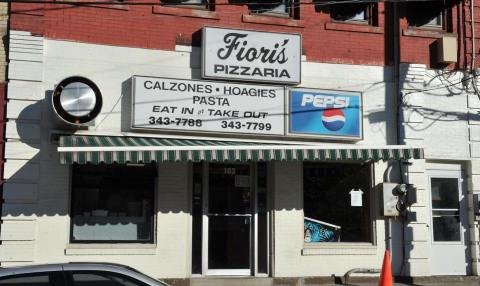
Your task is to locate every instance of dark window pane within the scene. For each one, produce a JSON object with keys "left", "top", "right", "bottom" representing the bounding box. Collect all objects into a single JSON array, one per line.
[
  {"left": 208, "top": 216, "right": 250, "bottom": 269},
  {"left": 161, "top": 0, "right": 207, "bottom": 6},
  {"left": 303, "top": 162, "right": 372, "bottom": 243},
  {"left": 431, "top": 178, "right": 459, "bottom": 209},
  {"left": 433, "top": 214, "right": 461, "bottom": 241},
  {"left": 230, "top": 0, "right": 289, "bottom": 15},
  {"left": 70, "top": 164, "right": 156, "bottom": 242},
  {"left": 330, "top": 3, "right": 369, "bottom": 22},
  {"left": 0, "top": 273, "right": 50, "bottom": 286},
  {"left": 208, "top": 164, "right": 251, "bottom": 214},
  {"left": 162, "top": 0, "right": 205, "bottom": 3},
  {"left": 72, "top": 272, "right": 148, "bottom": 286},
  {"left": 405, "top": 1, "right": 446, "bottom": 28}
]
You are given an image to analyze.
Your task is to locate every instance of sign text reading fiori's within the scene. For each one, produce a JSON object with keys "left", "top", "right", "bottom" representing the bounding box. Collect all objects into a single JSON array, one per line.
[
  {"left": 202, "top": 27, "right": 301, "bottom": 84},
  {"left": 132, "top": 76, "right": 285, "bottom": 136}
]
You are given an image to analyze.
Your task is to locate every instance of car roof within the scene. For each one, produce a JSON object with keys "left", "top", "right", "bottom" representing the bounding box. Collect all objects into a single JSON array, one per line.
[
  {"left": 0, "top": 262, "right": 138, "bottom": 277},
  {"left": 0, "top": 262, "right": 168, "bottom": 286}
]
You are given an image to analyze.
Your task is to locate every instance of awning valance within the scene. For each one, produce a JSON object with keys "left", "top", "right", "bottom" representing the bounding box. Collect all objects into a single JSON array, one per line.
[{"left": 57, "top": 135, "right": 424, "bottom": 165}]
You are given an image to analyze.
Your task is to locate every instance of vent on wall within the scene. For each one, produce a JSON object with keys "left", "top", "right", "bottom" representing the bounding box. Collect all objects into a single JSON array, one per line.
[{"left": 436, "top": 34, "right": 457, "bottom": 63}]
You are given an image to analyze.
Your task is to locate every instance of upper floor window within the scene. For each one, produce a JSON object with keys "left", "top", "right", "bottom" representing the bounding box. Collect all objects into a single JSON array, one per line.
[
  {"left": 232, "top": 0, "right": 298, "bottom": 18},
  {"left": 330, "top": 3, "right": 377, "bottom": 25},
  {"left": 406, "top": 0, "right": 451, "bottom": 31},
  {"left": 161, "top": 0, "right": 211, "bottom": 9}
]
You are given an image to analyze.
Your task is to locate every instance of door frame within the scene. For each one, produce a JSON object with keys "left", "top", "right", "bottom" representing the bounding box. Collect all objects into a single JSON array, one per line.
[
  {"left": 201, "top": 162, "right": 263, "bottom": 276},
  {"left": 426, "top": 167, "right": 470, "bottom": 275}
]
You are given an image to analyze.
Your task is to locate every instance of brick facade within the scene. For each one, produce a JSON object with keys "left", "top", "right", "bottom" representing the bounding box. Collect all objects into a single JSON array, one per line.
[{"left": 8, "top": 1, "right": 475, "bottom": 68}]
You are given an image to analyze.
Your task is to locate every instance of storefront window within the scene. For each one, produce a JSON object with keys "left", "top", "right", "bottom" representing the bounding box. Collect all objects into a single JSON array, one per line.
[
  {"left": 70, "top": 164, "right": 156, "bottom": 243},
  {"left": 303, "top": 162, "right": 372, "bottom": 243}
]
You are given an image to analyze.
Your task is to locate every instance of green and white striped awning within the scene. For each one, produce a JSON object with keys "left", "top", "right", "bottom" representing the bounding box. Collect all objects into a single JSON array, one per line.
[{"left": 58, "top": 135, "right": 424, "bottom": 165}]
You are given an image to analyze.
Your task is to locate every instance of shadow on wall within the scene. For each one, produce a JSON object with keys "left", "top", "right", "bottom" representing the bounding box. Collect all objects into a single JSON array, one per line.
[
  {"left": 402, "top": 70, "right": 480, "bottom": 133},
  {"left": 366, "top": 69, "right": 480, "bottom": 142},
  {"left": 2, "top": 98, "right": 61, "bottom": 217},
  {"left": 2, "top": 84, "right": 194, "bottom": 220}
]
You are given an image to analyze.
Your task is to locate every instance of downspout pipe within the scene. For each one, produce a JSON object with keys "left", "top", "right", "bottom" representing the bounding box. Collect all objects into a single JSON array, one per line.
[
  {"left": 394, "top": 0, "right": 401, "bottom": 149},
  {"left": 388, "top": 0, "right": 401, "bottom": 257}
]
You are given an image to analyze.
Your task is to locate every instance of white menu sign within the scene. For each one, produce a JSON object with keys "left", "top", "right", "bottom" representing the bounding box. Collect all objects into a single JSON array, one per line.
[
  {"left": 202, "top": 27, "right": 301, "bottom": 84},
  {"left": 132, "top": 76, "right": 285, "bottom": 136}
]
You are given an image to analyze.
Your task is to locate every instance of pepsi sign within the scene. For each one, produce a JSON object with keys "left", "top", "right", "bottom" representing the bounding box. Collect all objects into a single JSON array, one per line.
[{"left": 289, "top": 89, "right": 362, "bottom": 140}]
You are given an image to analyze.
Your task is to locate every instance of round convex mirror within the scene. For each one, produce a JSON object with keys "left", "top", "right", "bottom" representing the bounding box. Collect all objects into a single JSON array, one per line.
[{"left": 52, "top": 77, "right": 102, "bottom": 125}]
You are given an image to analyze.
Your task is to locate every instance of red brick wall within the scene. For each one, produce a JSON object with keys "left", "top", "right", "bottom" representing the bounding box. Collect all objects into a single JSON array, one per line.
[
  {"left": 9, "top": 0, "right": 469, "bottom": 68},
  {"left": 463, "top": 0, "right": 480, "bottom": 70},
  {"left": 10, "top": 1, "right": 389, "bottom": 66}
]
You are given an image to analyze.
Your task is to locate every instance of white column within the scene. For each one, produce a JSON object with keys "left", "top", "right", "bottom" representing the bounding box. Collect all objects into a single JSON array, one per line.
[
  {"left": 399, "top": 63, "right": 430, "bottom": 276},
  {"left": 0, "top": 31, "right": 45, "bottom": 266}
]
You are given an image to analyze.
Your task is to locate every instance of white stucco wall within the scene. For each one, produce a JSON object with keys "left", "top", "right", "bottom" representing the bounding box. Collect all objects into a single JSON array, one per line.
[{"left": 399, "top": 63, "right": 480, "bottom": 276}]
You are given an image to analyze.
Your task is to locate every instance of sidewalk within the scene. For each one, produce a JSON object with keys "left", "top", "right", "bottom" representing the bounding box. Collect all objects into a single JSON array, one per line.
[
  {"left": 187, "top": 276, "right": 480, "bottom": 286},
  {"left": 344, "top": 276, "right": 480, "bottom": 286}
]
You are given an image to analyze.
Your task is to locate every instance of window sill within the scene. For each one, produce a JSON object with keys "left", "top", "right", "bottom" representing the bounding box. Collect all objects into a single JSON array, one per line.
[
  {"left": 242, "top": 14, "right": 304, "bottom": 27},
  {"left": 152, "top": 6, "right": 219, "bottom": 20},
  {"left": 65, "top": 244, "right": 157, "bottom": 256},
  {"left": 325, "top": 22, "right": 383, "bottom": 34},
  {"left": 402, "top": 28, "right": 455, "bottom": 39},
  {"left": 302, "top": 243, "right": 377, "bottom": 255}
]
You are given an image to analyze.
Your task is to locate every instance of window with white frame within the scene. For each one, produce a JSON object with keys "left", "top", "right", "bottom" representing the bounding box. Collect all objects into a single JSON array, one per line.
[
  {"left": 70, "top": 163, "right": 156, "bottom": 243},
  {"left": 303, "top": 162, "right": 373, "bottom": 243}
]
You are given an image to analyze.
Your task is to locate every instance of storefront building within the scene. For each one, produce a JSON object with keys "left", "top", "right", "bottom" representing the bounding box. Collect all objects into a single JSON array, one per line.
[{"left": 1, "top": 0, "right": 480, "bottom": 283}]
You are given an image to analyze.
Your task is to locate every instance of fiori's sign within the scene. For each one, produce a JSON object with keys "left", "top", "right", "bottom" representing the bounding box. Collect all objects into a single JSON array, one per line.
[
  {"left": 202, "top": 27, "right": 301, "bottom": 84},
  {"left": 132, "top": 76, "right": 285, "bottom": 136},
  {"left": 289, "top": 89, "right": 362, "bottom": 140}
]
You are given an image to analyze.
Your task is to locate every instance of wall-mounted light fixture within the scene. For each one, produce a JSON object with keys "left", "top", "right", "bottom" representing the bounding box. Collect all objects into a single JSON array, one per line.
[{"left": 52, "top": 76, "right": 103, "bottom": 125}]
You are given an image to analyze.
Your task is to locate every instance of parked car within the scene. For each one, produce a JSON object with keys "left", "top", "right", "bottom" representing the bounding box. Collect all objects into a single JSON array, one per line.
[{"left": 0, "top": 262, "right": 169, "bottom": 286}]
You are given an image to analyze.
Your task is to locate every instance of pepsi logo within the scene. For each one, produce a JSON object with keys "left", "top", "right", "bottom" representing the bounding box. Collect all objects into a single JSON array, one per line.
[{"left": 322, "top": 109, "right": 345, "bottom": 131}]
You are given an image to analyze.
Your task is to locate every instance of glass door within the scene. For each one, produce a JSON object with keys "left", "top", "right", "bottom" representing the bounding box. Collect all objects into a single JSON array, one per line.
[
  {"left": 205, "top": 163, "right": 252, "bottom": 275},
  {"left": 428, "top": 169, "right": 470, "bottom": 275},
  {"left": 431, "top": 177, "right": 461, "bottom": 242}
]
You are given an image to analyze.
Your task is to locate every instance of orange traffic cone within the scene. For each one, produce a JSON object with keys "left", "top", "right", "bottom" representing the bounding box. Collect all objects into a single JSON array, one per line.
[{"left": 378, "top": 250, "right": 393, "bottom": 286}]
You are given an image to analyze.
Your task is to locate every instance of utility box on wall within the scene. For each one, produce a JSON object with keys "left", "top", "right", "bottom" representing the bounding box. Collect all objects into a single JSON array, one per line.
[
  {"left": 382, "top": 183, "right": 400, "bottom": 217},
  {"left": 437, "top": 34, "right": 457, "bottom": 63}
]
